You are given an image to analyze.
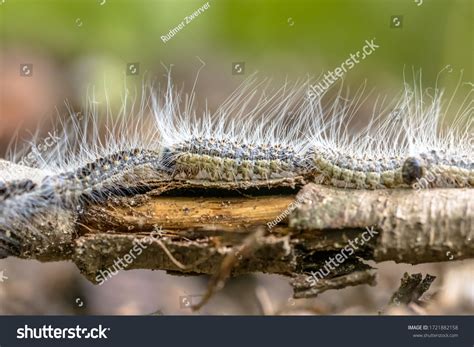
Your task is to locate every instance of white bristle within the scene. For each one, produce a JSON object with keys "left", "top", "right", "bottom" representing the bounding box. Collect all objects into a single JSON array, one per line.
[{"left": 0, "top": 70, "right": 472, "bottom": 257}]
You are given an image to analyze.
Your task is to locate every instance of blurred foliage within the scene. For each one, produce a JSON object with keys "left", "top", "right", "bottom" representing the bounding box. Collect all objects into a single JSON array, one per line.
[{"left": 0, "top": 0, "right": 472, "bottom": 107}]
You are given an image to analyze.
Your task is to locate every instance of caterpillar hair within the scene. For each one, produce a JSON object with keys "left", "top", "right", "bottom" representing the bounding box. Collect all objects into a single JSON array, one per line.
[{"left": 0, "top": 69, "right": 472, "bottom": 258}]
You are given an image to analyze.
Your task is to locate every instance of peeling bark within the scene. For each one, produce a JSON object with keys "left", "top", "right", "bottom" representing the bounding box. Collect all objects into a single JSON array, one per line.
[
  {"left": 290, "top": 184, "right": 473, "bottom": 264},
  {"left": 1, "top": 162, "right": 473, "bottom": 299}
]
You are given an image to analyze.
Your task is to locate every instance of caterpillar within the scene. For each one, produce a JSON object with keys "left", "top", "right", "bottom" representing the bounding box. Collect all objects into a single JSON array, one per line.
[{"left": 0, "top": 71, "right": 472, "bottom": 258}]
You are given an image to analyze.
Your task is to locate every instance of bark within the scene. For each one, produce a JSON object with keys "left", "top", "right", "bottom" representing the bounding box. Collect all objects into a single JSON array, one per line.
[
  {"left": 1, "top": 160, "right": 472, "bottom": 298},
  {"left": 389, "top": 273, "right": 437, "bottom": 306}
]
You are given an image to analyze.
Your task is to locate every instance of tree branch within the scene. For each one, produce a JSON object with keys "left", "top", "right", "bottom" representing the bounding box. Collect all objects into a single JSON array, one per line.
[{"left": 1, "top": 160, "right": 472, "bottom": 298}]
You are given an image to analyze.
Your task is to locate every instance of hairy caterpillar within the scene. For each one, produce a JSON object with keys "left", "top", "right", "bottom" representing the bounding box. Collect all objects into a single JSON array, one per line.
[{"left": 0, "top": 71, "right": 472, "bottom": 258}]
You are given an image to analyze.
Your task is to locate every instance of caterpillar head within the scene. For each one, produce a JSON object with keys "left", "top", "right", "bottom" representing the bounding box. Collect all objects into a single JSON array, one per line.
[{"left": 402, "top": 156, "right": 424, "bottom": 186}]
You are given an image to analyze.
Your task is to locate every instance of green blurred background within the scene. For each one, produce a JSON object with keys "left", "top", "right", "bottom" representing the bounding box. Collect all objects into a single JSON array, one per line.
[
  {"left": 0, "top": 0, "right": 473, "bottom": 315},
  {"left": 1, "top": 0, "right": 472, "bottom": 117},
  {"left": 1, "top": 0, "right": 472, "bottom": 75}
]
